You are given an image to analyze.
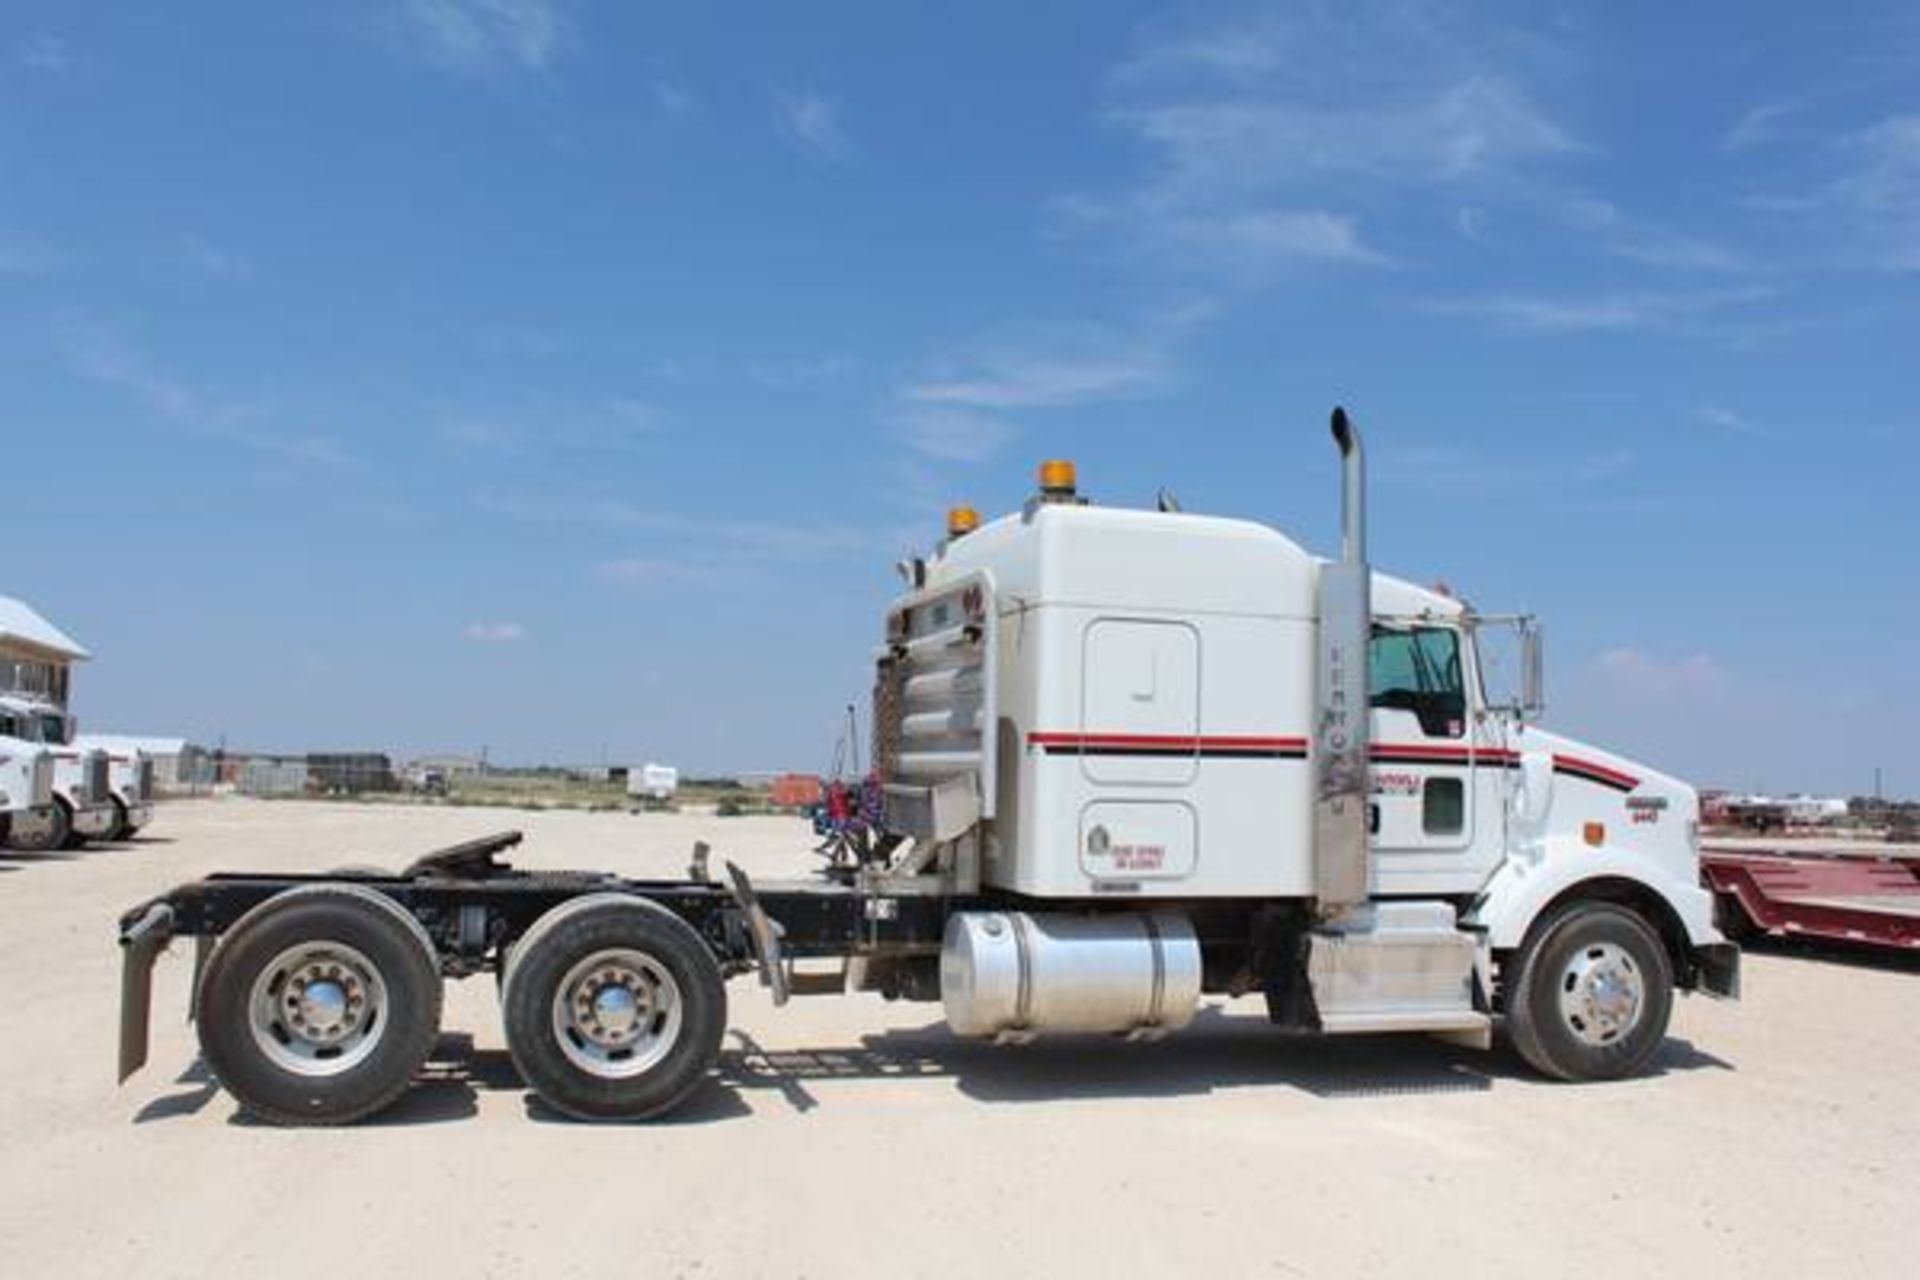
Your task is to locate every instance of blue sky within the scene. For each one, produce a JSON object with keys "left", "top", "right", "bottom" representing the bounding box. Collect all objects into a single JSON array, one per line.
[{"left": 4, "top": 2, "right": 1917, "bottom": 794}]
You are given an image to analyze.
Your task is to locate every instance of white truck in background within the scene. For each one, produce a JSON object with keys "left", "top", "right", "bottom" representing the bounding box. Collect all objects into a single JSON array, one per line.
[
  {"left": 0, "top": 724, "right": 56, "bottom": 845},
  {"left": 77, "top": 732, "right": 156, "bottom": 840},
  {"left": 0, "top": 695, "right": 119, "bottom": 850},
  {"left": 118, "top": 410, "right": 1738, "bottom": 1126}
]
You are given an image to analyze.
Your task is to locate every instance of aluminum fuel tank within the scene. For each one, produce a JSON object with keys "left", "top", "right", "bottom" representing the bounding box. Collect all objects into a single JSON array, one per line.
[{"left": 940, "top": 911, "right": 1201, "bottom": 1040}]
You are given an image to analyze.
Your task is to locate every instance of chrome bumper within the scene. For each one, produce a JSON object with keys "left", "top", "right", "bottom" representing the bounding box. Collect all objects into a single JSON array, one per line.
[{"left": 73, "top": 802, "right": 118, "bottom": 838}]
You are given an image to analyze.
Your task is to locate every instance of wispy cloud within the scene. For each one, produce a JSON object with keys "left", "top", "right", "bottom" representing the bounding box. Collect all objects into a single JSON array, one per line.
[
  {"left": 747, "top": 355, "right": 857, "bottom": 388},
  {"left": 1694, "top": 405, "right": 1767, "bottom": 437},
  {"left": 1376, "top": 443, "right": 1636, "bottom": 500},
  {"left": 891, "top": 407, "right": 1017, "bottom": 464},
  {"left": 776, "top": 91, "right": 850, "bottom": 161},
  {"left": 397, "top": 0, "right": 568, "bottom": 74},
  {"left": 1745, "top": 115, "right": 1920, "bottom": 270},
  {"left": 1158, "top": 209, "right": 1391, "bottom": 271},
  {"left": 1070, "top": 9, "right": 1583, "bottom": 284},
  {"left": 1561, "top": 197, "right": 1749, "bottom": 272},
  {"left": 462, "top": 621, "right": 526, "bottom": 643},
  {"left": 63, "top": 328, "right": 350, "bottom": 466},
  {"left": 0, "top": 232, "right": 71, "bottom": 275},
  {"left": 480, "top": 491, "right": 877, "bottom": 562},
  {"left": 654, "top": 82, "right": 694, "bottom": 116},
  {"left": 905, "top": 355, "right": 1163, "bottom": 411},
  {"left": 1724, "top": 102, "right": 1796, "bottom": 152},
  {"left": 16, "top": 34, "right": 72, "bottom": 72},
  {"left": 902, "top": 307, "right": 1206, "bottom": 412},
  {"left": 1116, "top": 76, "right": 1577, "bottom": 193},
  {"left": 1577, "top": 648, "right": 1735, "bottom": 710},
  {"left": 435, "top": 399, "right": 663, "bottom": 456},
  {"left": 1414, "top": 286, "right": 1772, "bottom": 335},
  {"left": 596, "top": 557, "right": 743, "bottom": 590},
  {"left": 176, "top": 233, "right": 246, "bottom": 276}
]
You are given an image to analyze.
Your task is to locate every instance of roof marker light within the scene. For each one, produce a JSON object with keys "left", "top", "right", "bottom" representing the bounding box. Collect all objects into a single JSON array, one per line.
[{"left": 1037, "top": 459, "right": 1077, "bottom": 497}]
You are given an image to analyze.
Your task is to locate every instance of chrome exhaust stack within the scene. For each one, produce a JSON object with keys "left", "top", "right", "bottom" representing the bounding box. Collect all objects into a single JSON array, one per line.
[{"left": 1313, "top": 407, "right": 1371, "bottom": 917}]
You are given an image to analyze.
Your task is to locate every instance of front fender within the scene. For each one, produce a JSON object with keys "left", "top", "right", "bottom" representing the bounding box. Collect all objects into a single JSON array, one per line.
[{"left": 1467, "top": 837, "right": 1724, "bottom": 950}]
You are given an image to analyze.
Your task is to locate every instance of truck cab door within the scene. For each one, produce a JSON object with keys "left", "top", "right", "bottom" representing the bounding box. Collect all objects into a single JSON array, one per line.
[{"left": 1367, "top": 624, "right": 1502, "bottom": 886}]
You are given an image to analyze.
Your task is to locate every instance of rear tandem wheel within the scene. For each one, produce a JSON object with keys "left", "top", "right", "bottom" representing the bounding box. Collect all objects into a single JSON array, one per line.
[
  {"left": 501, "top": 893, "right": 727, "bottom": 1122},
  {"left": 195, "top": 883, "right": 444, "bottom": 1125}
]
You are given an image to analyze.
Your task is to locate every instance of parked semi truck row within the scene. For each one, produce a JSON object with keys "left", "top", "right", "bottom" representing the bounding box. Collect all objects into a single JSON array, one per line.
[{"left": 117, "top": 411, "right": 1738, "bottom": 1125}]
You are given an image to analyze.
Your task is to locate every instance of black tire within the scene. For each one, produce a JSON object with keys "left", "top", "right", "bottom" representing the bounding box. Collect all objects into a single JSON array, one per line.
[
  {"left": 1504, "top": 902, "right": 1673, "bottom": 1082},
  {"left": 502, "top": 894, "right": 726, "bottom": 1122},
  {"left": 6, "top": 798, "right": 71, "bottom": 852},
  {"left": 196, "top": 884, "right": 443, "bottom": 1125},
  {"left": 108, "top": 797, "right": 132, "bottom": 842}
]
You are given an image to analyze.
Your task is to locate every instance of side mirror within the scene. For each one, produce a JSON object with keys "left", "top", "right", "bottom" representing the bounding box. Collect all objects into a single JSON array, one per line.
[{"left": 1520, "top": 620, "right": 1545, "bottom": 720}]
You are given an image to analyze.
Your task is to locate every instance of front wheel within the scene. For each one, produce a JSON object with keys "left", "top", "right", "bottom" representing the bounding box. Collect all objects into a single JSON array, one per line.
[
  {"left": 501, "top": 895, "right": 726, "bottom": 1121},
  {"left": 1503, "top": 903, "right": 1673, "bottom": 1082}
]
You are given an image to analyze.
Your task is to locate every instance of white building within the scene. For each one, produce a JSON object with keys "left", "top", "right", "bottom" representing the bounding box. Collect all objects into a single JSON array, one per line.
[{"left": 0, "top": 595, "right": 90, "bottom": 706}]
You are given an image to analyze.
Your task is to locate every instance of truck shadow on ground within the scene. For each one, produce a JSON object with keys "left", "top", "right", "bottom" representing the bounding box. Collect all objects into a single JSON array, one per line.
[
  {"left": 134, "top": 1012, "right": 1733, "bottom": 1128},
  {"left": 1, "top": 846, "right": 96, "bottom": 865},
  {"left": 1735, "top": 934, "right": 1920, "bottom": 975},
  {"left": 720, "top": 1009, "right": 1733, "bottom": 1114},
  {"left": 0, "top": 835, "right": 163, "bottom": 865}
]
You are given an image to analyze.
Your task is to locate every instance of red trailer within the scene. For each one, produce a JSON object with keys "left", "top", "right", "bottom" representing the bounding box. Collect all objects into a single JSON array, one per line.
[{"left": 1702, "top": 845, "right": 1920, "bottom": 952}]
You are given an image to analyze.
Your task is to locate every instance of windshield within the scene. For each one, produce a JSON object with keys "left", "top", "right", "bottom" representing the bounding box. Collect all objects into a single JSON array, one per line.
[{"left": 0, "top": 709, "right": 67, "bottom": 744}]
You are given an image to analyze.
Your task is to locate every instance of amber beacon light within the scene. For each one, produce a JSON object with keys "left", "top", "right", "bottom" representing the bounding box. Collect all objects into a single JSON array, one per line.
[
  {"left": 1036, "top": 458, "right": 1078, "bottom": 497},
  {"left": 946, "top": 505, "right": 981, "bottom": 538}
]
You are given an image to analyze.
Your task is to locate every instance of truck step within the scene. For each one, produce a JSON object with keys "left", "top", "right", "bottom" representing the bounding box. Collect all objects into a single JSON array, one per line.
[
  {"left": 785, "top": 966, "right": 847, "bottom": 996},
  {"left": 1316, "top": 1009, "right": 1490, "bottom": 1036},
  {"left": 1307, "top": 901, "right": 1485, "bottom": 1042}
]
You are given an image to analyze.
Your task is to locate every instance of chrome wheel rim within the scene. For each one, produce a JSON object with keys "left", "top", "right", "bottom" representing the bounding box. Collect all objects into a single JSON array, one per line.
[
  {"left": 1557, "top": 940, "right": 1644, "bottom": 1047},
  {"left": 550, "top": 948, "right": 682, "bottom": 1079},
  {"left": 248, "top": 941, "right": 389, "bottom": 1076}
]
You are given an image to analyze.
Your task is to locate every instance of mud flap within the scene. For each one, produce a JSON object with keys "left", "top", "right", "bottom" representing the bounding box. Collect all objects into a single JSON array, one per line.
[
  {"left": 1694, "top": 942, "right": 1741, "bottom": 999},
  {"left": 725, "top": 861, "right": 790, "bottom": 1006},
  {"left": 117, "top": 903, "right": 175, "bottom": 1083}
]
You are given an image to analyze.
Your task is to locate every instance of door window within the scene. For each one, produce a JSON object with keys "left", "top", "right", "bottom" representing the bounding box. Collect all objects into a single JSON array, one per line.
[
  {"left": 1422, "top": 776, "right": 1466, "bottom": 835},
  {"left": 1370, "top": 627, "right": 1466, "bottom": 738}
]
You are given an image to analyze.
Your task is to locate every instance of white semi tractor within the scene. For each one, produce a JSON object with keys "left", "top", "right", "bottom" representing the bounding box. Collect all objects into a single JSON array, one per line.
[
  {"left": 76, "top": 730, "right": 157, "bottom": 841},
  {"left": 117, "top": 411, "right": 1737, "bottom": 1124},
  {"left": 0, "top": 725, "right": 56, "bottom": 845},
  {"left": 0, "top": 695, "right": 118, "bottom": 850}
]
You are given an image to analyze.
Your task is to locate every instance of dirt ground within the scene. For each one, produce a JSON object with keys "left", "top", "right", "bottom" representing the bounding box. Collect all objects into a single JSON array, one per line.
[{"left": 2, "top": 799, "right": 1915, "bottom": 1279}]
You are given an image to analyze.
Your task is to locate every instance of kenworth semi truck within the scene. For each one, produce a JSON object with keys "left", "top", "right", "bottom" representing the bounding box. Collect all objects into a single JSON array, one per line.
[
  {"left": 116, "top": 411, "right": 1738, "bottom": 1124},
  {"left": 74, "top": 730, "right": 157, "bottom": 841},
  {"left": 1, "top": 695, "right": 115, "bottom": 851},
  {"left": 0, "top": 726, "right": 56, "bottom": 844}
]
